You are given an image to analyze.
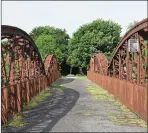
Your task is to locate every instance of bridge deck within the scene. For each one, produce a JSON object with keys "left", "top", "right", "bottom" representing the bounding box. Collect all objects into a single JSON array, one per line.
[{"left": 2, "top": 77, "right": 147, "bottom": 132}]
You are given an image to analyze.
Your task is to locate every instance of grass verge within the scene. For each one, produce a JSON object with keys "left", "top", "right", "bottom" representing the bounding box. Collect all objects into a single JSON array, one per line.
[
  {"left": 51, "top": 84, "right": 65, "bottom": 89},
  {"left": 75, "top": 74, "right": 87, "bottom": 79},
  {"left": 23, "top": 88, "right": 51, "bottom": 111},
  {"left": 51, "top": 84, "right": 65, "bottom": 92},
  {"left": 4, "top": 88, "right": 52, "bottom": 127},
  {"left": 86, "top": 84, "right": 147, "bottom": 128},
  {"left": 4, "top": 112, "right": 26, "bottom": 127}
]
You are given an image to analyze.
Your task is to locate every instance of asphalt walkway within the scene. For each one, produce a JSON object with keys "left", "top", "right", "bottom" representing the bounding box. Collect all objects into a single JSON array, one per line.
[{"left": 2, "top": 77, "right": 147, "bottom": 132}]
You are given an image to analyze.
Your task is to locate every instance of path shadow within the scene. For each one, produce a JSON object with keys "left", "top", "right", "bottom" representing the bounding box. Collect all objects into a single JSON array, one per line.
[
  {"left": 54, "top": 77, "right": 75, "bottom": 86},
  {"left": 2, "top": 87, "right": 80, "bottom": 132}
]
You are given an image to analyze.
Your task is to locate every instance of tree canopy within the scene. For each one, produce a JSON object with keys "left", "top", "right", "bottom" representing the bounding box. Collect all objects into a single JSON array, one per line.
[
  {"left": 29, "top": 19, "right": 122, "bottom": 75},
  {"left": 67, "top": 19, "right": 122, "bottom": 70},
  {"left": 126, "top": 20, "right": 138, "bottom": 31},
  {"left": 29, "top": 26, "right": 70, "bottom": 64}
]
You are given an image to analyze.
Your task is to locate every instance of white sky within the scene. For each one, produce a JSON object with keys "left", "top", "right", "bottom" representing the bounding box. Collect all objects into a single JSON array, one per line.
[{"left": 2, "top": 1, "right": 147, "bottom": 37}]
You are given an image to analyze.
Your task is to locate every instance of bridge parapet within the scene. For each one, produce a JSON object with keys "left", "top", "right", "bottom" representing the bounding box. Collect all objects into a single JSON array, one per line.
[
  {"left": 1, "top": 25, "right": 60, "bottom": 124},
  {"left": 89, "top": 53, "right": 108, "bottom": 75},
  {"left": 87, "top": 18, "right": 148, "bottom": 122}
]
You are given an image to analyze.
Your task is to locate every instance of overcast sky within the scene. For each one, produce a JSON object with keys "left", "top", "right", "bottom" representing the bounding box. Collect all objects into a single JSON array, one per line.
[{"left": 2, "top": 1, "right": 147, "bottom": 37}]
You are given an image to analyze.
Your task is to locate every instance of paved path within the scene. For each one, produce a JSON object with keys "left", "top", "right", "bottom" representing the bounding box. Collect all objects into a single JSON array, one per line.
[{"left": 2, "top": 77, "right": 147, "bottom": 132}]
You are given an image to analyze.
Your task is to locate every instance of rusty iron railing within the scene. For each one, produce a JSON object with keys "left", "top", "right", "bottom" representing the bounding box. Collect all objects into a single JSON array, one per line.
[
  {"left": 89, "top": 53, "right": 108, "bottom": 75},
  {"left": 1, "top": 25, "right": 60, "bottom": 124},
  {"left": 87, "top": 18, "right": 148, "bottom": 122}
]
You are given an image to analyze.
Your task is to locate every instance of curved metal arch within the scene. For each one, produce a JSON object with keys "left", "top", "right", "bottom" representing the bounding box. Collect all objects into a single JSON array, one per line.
[
  {"left": 1, "top": 25, "right": 43, "bottom": 63},
  {"left": 44, "top": 55, "right": 59, "bottom": 84},
  {"left": 1, "top": 25, "right": 61, "bottom": 124},
  {"left": 87, "top": 18, "right": 148, "bottom": 122},
  {"left": 44, "top": 55, "right": 58, "bottom": 74},
  {"left": 109, "top": 18, "right": 148, "bottom": 66},
  {"left": 108, "top": 18, "right": 148, "bottom": 86},
  {"left": 1, "top": 25, "right": 45, "bottom": 87},
  {"left": 89, "top": 53, "right": 108, "bottom": 75}
]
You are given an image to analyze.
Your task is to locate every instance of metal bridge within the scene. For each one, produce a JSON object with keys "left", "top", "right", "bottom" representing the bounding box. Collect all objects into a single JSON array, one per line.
[
  {"left": 87, "top": 18, "right": 148, "bottom": 122},
  {"left": 1, "top": 25, "right": 60, "bottom": 123},
  {"left": 1, "top": 18, "right": 148, "bottom": 124}
]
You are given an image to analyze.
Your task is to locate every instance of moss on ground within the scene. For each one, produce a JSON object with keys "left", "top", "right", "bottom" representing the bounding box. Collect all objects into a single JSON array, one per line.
[
  {"left": 4, "top": 88, "right": 52, "bottom": 127},
  {"left": 83, "top": 111, "right": 92, "bottom": 116},
  {"left": 86, "top": 85, "right": 113, "bottom": 100},
  {"left": 4, "top": 84, "right": 66, "bottom": 128},
  {"left": 86, "top": 85, "right": 147, "bottom": 128},
  {"left": 51, "top": 84, "right": 65, "bottom": 92},
  {"left": 75, "top": 74, "right": 87, "bottom": 79},
  {"left": 4, "top": 112, "right": 26, "bottom": 127},
  {"left": 51, "top": 84, "right": 65, "bottom": 89},
  {"left": 108, "top": 113, "right": 147, "bottom": 128},
  {"left": 23, "top": 88, "right": 51, "bottom": 111}
]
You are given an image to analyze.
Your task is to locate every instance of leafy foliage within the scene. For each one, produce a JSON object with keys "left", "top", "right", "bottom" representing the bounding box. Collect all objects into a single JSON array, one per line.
[
  {"left": 126, "top": 20, "right": 138, "bottom": 31},
  {"left": 30, "top": 26, "right": 70, "bottom": 64},
  {"left": 67, "top": 19, "right": 121, "bottom": 69}
]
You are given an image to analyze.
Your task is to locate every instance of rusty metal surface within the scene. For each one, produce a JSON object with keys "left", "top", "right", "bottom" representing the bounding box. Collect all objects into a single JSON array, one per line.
[
  {"left": 108, "top": 18, "right": 148, "bottom": 86},
  {"left": 1, "top": 25, "right": 45, "bottom": 87},
  {"left": 89, "top": 53, "right": 108, "bottom": 75},
  {"left": 87, "top": 71, "right": 147, "bottom": 122},
  {"left": 110, "top": 18, "right": 148, "bottom": 63},
  {"left": 44, "top": 55, "right": 60, "bottom": 84},
  {"left": 1, "top": 25, "right": 60, "bottom": 124},
  {"left": 87, "top": 18, "right": 148, "bottom": 122}
]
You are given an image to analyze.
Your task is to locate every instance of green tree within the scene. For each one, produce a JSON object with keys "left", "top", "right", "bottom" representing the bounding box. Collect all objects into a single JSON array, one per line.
[
  {"left": 30, "top": 26, "right": 70, "bottom": 64},
  {"left": 35, "top": 34, "right": 56, "bottom": 59},
  {"left": 67, "top": 19, "right": 121, "bottom": 72},
  {"left": 126, "top": 20, "right": 138, "bottom": 31}
]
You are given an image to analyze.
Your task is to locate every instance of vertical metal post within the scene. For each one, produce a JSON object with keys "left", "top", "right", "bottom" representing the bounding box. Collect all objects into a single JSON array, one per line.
[
  {"left": 113, "top": 60, "right": 115, "bottom": 77},
  {"left": 137, "top": 32, "right": 141, "bottom": 84},
  {"left": 119, "top": 49, "right": 121, "bottom": 79},
  {"left": 126, "top": 40, "right": 129, "bottom": 81}
]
